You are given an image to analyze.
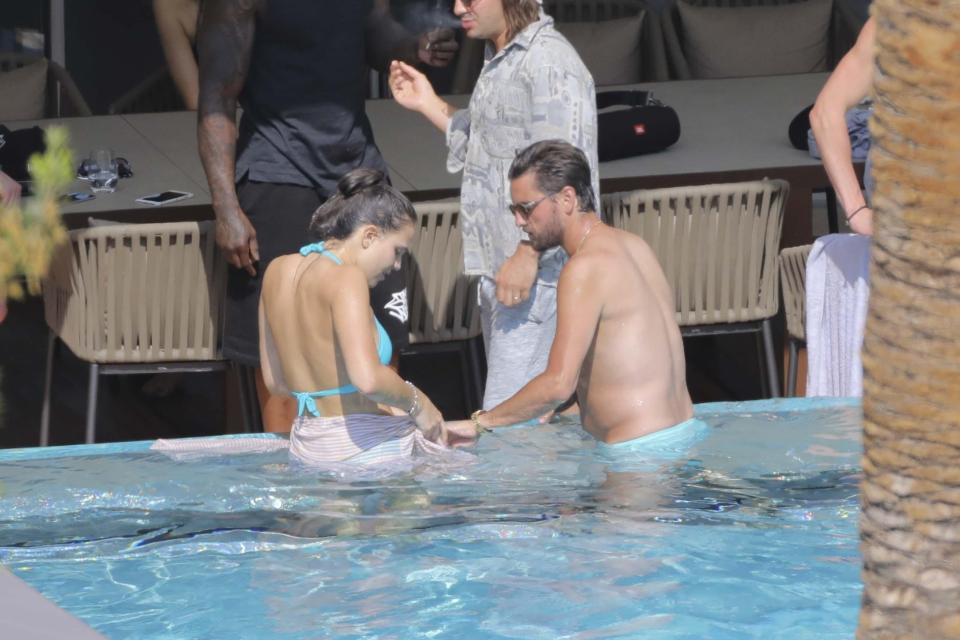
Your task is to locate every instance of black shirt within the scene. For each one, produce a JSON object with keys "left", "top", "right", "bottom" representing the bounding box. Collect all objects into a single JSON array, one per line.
[{"left": 235, "top": 0, "right": 389, "bottom": 196}]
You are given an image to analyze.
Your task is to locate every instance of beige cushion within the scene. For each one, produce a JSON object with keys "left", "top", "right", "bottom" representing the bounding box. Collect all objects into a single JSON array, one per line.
[
  {"left": 0, "top": 59, "right": 47, "bottom": 120},
  {"left": 554, "top": 13, "right": 645, "bottom": 86},
  {"left": 677, "top": 0, "right": 832, "bottom": 79}
]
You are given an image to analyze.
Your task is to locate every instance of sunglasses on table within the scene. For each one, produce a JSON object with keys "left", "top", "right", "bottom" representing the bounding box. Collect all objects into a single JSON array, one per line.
[{"left": 508, "top": 193, "right": 556, "bottom": 219}]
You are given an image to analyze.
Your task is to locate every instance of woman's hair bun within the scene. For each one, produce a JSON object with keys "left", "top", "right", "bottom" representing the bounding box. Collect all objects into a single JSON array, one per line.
[
  {"left": 337, "top": 168, "right": 386, "bottom": 198},
  {"left": 309, "top": 167, "right": 415, "bottom": 242}
]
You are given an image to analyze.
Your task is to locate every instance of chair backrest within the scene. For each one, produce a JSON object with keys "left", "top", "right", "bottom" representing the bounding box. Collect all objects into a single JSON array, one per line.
[
  {"left": 543, "top": 0, "right": 644, "bottom": 21},
  {"left": 406, "top": 200, "right": 481, "bottom": 344},
  {"left": 603, "top": 179, "right": 788, "bottom": 326},
  {"left": 659, "top": 0, "right": 863, "bottom": 80},
  {"left": 108, "top": 67, "right": 186, "bottom": 115},
  {"left": 0, "top": 53, "right": 93, "bottom": 117},
  {"left": 779, "top": 243, "right": 811, "bottom": 342},
  {"left": 450, "top": 0, "right": 670, "bottom": 93},
  {"left": 43, "top": 221, "right": 226, "bottom": 363}
]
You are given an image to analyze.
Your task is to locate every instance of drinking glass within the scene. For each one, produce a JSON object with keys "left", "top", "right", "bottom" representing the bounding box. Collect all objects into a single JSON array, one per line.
[{"left": 88, "top": 149, "right": 118, "bottom": 193}]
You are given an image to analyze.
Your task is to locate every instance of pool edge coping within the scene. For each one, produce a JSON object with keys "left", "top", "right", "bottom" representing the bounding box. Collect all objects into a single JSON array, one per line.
[{"left": 0, "top": 397, "right": 860, "bottom": 462}]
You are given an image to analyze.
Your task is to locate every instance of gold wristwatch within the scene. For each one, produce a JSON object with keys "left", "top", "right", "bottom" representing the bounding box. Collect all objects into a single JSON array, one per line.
[{"left": 470, "top": 409, "right": 492, "bottom": 434}]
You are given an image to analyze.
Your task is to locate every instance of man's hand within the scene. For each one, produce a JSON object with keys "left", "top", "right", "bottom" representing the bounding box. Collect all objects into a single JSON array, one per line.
[
  {"left": 390, "top": 60, "right": 439, "bottom": 113},
  {"left": 215, "top": 206, "right": 259, "bottom": 276},
  {"left": 495, "top": 243, "right": 539, "bottom": 307},
  {"left": 0, "top": 171, "right": 22, "bottom": 207},
  {"left": 417, "top": 28, "right": 458, "bottom": 67}
]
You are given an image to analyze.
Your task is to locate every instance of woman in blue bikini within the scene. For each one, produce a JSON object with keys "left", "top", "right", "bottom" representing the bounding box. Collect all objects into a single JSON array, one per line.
[{"left": 259, "top": 168, "right": 469, "bottom": 465}]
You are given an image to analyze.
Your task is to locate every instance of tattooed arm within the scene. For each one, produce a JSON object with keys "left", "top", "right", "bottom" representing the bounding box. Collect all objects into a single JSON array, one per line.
[{"left": 197, "top": 0, "right": 261, "bottom": 275}]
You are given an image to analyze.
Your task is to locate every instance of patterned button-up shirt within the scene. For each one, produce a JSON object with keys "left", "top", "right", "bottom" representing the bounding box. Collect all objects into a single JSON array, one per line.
[{"left": 445, "top": 13, "right": 599, "bottom": 283}]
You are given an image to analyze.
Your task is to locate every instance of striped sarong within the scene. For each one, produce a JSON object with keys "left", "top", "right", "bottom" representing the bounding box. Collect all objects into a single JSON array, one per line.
[
  {"left": 150, "top": 415, "right": 452, "bottom": 468},
  {"left": 289, "top": 413, "right": 448, "bottom": 466}
]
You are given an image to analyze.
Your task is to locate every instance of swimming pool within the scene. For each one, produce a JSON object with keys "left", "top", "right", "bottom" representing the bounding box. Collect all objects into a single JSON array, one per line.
[{"left": 0, "top": 398, "right": 862, "bottom": 639}]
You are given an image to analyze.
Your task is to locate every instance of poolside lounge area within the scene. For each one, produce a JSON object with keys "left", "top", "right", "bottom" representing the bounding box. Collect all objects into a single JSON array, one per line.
[{"left": 5, "top": 1, "right": 960, "bottom": 638}]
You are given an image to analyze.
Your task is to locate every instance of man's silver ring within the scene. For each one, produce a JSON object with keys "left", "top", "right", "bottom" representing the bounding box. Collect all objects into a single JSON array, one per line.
[{"left": 513, "top": 295, "right": 520, "bottom": 301}]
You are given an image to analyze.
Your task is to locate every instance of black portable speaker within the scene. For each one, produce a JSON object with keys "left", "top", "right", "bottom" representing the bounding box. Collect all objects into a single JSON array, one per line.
[{"left": 596, "top": 90, "right": 681, "bottom": 162}]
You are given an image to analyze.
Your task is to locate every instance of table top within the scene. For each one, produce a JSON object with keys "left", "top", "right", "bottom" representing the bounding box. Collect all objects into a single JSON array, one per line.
[
  {"left": 14, "top": 115, "right": 211, "bottom": 222},
  {"left": 123, "top": 110, "right": 417, "bottom": 193},
  {"left": 368, "top": 72, "right": 831, "bottom": 193},
  {"left": 13, "top": 72, "right": 831, "bottom": 224}
]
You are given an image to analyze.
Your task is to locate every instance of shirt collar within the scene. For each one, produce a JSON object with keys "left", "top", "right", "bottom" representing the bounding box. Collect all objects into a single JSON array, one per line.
[{"left": 485, "top": 10, "right": 553, "bottom": 62}]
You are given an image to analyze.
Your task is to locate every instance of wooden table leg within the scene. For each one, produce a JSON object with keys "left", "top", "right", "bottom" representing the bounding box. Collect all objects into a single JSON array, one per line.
[{"left": 782, "top": 184, "right": 815, "bottom": 247}]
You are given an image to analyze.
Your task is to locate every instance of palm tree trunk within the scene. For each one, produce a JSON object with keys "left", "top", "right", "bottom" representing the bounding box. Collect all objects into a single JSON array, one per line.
[{"left": 859, "top": 1, "right": 960, "bottom": 637}]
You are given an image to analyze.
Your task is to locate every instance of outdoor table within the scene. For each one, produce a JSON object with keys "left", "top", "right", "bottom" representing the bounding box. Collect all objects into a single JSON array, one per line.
[
  {"left": 16, "top": 72, "right": 857, "bottom": 245},
  {"left": 11, "top": 115, "right": 211, "bottom": 228},
  {"left": 366, "top": 72, "right": 862, "bottom": 246}
]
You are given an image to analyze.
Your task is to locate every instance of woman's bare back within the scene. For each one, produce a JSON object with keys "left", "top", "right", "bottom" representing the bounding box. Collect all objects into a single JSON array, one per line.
[{"left": 260, "top": 253, "right": 383, "bottom": 417}]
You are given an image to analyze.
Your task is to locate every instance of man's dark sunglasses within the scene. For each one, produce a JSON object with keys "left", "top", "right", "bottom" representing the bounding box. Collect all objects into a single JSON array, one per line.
[{"left": 509, "top": 194, "right": 553, "bottom": 219}]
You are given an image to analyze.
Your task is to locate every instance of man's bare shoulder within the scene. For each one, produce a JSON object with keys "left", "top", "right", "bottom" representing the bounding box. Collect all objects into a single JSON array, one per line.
[
  {"left": 609, "top": 227, "right": 659, "bottom": 262},
  {"left": 559, "top": 245, "right": 600, "bottom": 286},
  {"left": 558, "top": 231, "right": 618, "bottom": 298}
]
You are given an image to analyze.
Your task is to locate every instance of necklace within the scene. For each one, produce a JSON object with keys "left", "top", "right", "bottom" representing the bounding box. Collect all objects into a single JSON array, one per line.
[{"left": 574, "top": 218, "right": 602, "bottom": 255}]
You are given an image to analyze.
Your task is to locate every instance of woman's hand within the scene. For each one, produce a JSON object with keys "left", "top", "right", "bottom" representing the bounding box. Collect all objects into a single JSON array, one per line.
[
  {"left": 847, "top": 206, "right": 874, "bottom": 236},
  {"left": 414, "top": 394, "right": 445, "bottom": 443},
  {"left": 444, "top": 420, "right": 479, "bottom": 447},
  {"left": 389, "top": 60, "right": 438, "bottom": 114}
]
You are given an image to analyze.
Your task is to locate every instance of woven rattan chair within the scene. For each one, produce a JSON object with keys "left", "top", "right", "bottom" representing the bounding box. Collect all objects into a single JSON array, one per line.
[
  {"left": 604, "top": 179, "right": 789, "bottom": 397},
  {"left": 0, "top": 53, "right": 92, "bottom": 117},
  {"left": 779, "top": 244, "right": 811, "bottom": 397},
  {"left": 404, "top": 200, "right": 485, "bottom": 413},
  {"left": 40, "top": 221, "right": 255, "bottom": 444}
]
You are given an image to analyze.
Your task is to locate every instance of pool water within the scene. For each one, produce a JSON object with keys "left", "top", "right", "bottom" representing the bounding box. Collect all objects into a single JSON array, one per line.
[{"left": 0, "top": 399, "right": 862, "bottom": 639}]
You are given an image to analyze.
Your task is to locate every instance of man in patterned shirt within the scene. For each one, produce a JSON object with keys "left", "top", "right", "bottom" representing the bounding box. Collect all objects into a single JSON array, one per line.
[{"left": 390, "top": 0, "right": 598, "bottom": 410}]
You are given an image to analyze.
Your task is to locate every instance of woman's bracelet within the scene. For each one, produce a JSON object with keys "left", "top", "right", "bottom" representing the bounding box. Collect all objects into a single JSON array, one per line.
[
  {"left": 404, "top": 381, "right": 422, "bottom": 418},
  {"left": 846, "top": 204, "right": 869, "bottom": 222}
]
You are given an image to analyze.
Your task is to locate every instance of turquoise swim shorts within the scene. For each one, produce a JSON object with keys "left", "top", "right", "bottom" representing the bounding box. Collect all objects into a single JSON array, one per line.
[{"left": 597, "top": 418, "right": 710, "bottom": 470}]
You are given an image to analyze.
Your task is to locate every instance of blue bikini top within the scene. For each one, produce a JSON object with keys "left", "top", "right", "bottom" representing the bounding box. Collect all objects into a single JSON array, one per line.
[{"left": 291, "top": 242, "right": 393, "bottom": 417}]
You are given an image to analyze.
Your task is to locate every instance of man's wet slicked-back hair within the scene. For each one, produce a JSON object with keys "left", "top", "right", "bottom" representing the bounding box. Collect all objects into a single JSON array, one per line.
[{"left": 508, "top": 140, "right": 597, "bottom": 212}]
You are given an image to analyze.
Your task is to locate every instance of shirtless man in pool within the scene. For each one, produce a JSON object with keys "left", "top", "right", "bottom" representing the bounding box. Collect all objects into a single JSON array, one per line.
[{"left": 453, "top": 140, "right": 693, "bottom": 445}]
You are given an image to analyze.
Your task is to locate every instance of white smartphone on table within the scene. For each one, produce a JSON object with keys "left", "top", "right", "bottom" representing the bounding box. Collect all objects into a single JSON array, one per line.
[{"left": 136, "top": 190, "right": 194, "bottom": 206}]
